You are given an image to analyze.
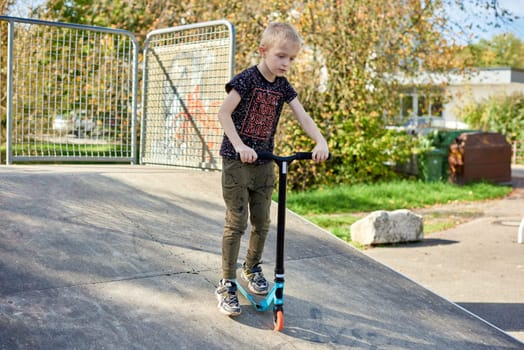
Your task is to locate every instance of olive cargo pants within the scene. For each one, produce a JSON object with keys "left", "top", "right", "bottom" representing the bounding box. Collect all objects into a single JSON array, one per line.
[{"left": 221, "top": 158, "right": 275, "bottom": 280}]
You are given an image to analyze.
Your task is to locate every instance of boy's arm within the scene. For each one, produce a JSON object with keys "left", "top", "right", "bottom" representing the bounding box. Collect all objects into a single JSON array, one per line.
[
  {"left": 217, "top": 89, "right": 258, "bottom": 163},
  {"left": 288, "top": 97, "right": 330, "bottom": 162}
]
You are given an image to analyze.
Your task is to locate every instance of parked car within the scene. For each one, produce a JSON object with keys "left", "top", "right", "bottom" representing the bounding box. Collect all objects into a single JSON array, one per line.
[
  {"left": 403, "top": 116, "right": 438, "bottom": 134},
  {"left": 71, "top": 110, "right": 96, "bottom": 136},
  {"left": 52, "top": 110, "right": 97, "bottom": 137},
  {"left": 94, "top": 112, "right": 123, "bottom": 136},
  {"left": 52, "top": 114, "right": 72, "bottom": 134},
  {"left": 403, "top": 116, "right": 470, "bottom": 135},
  {"left": 385, "top": 116, "right": 437, "bottom": 135}
]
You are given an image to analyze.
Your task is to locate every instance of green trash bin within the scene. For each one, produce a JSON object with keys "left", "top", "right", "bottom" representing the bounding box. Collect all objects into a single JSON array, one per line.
[{"left": 418, "top": 148, "right": 447, "bottom": 182}]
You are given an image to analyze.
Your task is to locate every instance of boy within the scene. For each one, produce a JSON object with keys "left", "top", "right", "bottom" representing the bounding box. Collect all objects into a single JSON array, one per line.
[{"left": 215, "top": 22, "right": 329, "bottom": 316}]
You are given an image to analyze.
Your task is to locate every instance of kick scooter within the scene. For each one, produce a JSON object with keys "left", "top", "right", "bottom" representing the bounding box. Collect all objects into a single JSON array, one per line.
[{"left": 236, "top": 151, "right": 322, "bottom": 332}]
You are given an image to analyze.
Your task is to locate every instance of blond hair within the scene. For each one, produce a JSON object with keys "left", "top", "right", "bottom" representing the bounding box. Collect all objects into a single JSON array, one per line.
[{"left": 260, "top": 22, "right": 303, "bottom": 49}]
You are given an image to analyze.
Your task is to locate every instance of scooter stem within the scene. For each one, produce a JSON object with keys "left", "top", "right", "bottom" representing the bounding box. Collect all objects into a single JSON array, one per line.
[{"left": 275, "top": 159, "right": 288, "bottom": 277}]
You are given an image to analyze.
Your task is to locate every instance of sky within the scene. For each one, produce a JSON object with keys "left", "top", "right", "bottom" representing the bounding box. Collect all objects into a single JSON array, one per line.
[
  {"left": 7, "top": 0, "right": 42, "bottom": 17},
  {"left": 491, "top": 0, "right": 524, "bottom": 39},
  {"left": 443, "top": 0, "right": 524, "bottom": 43},
  {"left": 7, "top": 0, "right": 524, "bottom": 43}
]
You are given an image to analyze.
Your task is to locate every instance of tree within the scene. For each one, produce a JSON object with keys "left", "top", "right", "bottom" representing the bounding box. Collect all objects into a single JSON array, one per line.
[
  {"left": 0, "top": 0, "right": 14, "bottom": 16},
  {"left": 274, "top": 1, "right": 455, "bottom": 187},
  {"left": 18, "top": 0, "right": 516, "bottom": 187},
  {"left": 458, "top": 92, "right": 524, "bottom": 143},
  {"left": 454, "top": 33, "right": 524, "bottom": 69},
  {"left": 36, "top": 0, "right": 243, "bottom": 46}
]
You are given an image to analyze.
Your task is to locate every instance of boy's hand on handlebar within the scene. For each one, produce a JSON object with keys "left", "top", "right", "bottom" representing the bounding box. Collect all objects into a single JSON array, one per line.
[
  {"left": 236, "top": 145, "right": 258, "bottom": 163},
  {"left": 312, "top": 144, "right": 330, "bottom": 163}
]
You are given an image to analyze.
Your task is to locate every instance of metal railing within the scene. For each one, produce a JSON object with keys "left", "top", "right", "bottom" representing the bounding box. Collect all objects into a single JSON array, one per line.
[
  {"left": 140, "top": 20, "right": 235, "bottom": 170},
  {"left": 1, "top": 17, "right": 235, "bottom": 169},
  {"left": 1, "top": 16, "right": 139, "bottom": 164}
]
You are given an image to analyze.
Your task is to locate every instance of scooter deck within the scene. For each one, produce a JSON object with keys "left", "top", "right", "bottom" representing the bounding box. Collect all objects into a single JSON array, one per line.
[{"left": 236, "top": 269, "right": 275, "bottom": 311}]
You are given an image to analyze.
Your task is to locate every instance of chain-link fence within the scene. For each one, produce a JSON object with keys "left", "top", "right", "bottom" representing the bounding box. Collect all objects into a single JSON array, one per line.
[
  {"left": 1, "top": 17, "right": 235, "bottom": 168},
  {"left": 0, "top": 16, "right": 139, "bottom": 164}
]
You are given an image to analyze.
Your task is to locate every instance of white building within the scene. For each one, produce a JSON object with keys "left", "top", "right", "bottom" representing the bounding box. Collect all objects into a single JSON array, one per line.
[
  {"left": 444, "top": 67, "right": 524, "bottom": 120},
  {"left": 395, "top": 67, "right": 524, "bottom": 124}
]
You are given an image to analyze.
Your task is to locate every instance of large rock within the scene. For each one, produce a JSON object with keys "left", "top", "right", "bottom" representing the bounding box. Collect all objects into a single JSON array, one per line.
[{"left": 350, "top": 209, "right": 423, "bottom": 245}]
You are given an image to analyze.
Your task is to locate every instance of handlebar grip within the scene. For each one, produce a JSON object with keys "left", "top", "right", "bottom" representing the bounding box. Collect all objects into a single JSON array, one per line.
[
  {"left": 295, "top": 152, "right": 313, "bottom": 160},
  {"left": 236, "top": 152, "right": 274, "bottom": 160},
  {"left": 257, "top": 151, "right": 274, "bottom": 160},
  {"left": 236, "top": 151, "right": 331, "bottom": 162}
]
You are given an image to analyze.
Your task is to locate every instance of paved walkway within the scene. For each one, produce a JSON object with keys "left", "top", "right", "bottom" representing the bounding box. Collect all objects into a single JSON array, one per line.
[
  {"left": 0, "top": 164, "right": 522, "bottom": 349},
  {"left": 365, "top": 165, "right": 524, "bottom": 342}
]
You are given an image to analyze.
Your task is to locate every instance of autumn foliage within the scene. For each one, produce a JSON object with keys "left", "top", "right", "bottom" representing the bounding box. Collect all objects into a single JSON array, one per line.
[{"left": 6, "top": 0, "right": 512, "bottom": 187}]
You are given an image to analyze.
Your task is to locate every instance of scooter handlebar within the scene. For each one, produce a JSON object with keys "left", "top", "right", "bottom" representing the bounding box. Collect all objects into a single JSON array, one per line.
[
  {"left": 240, "top": 151, "right": 330, "bottom": 162},
  {"left": 257, "top": 151, "right": 312, "bottom": 161}
]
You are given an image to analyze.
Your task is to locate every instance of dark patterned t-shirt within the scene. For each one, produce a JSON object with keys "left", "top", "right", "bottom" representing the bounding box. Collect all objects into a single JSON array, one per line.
[{"left": 219, "top": 65, "right": 297, "bottom": 162}]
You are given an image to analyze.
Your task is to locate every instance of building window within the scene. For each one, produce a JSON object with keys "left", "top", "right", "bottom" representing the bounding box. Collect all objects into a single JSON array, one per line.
[{"left": 398, "top": 91, "right": 443, "bottom": 120}]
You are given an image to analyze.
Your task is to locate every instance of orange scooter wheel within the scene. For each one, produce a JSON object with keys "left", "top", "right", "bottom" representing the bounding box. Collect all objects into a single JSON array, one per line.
[{"left": 273, "top": 310, "right": 284, "bottom": 331}]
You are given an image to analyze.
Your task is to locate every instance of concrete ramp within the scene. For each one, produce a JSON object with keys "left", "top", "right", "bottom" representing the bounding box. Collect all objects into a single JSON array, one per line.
[{"left": 0, "top": 165, "right": 521, "bottom": 349}]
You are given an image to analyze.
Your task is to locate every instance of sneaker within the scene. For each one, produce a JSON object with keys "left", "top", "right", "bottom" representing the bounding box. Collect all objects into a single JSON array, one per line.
[
  {"left": 215, "top": 279, "right": 241, "bottom": 316},
  {"left": 241, "top": 262, "right": 269, "bottom": 295}
]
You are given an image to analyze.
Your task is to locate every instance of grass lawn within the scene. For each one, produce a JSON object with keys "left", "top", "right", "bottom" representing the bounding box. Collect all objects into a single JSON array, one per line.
[
  {"left": 283, "top": 180, "right": 513, "bottom": 246},
  {"left": 1, "top": 141, "right": 131, "bottom": 161}
]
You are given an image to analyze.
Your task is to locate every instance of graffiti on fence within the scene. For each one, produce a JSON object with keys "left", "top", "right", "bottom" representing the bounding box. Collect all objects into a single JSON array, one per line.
[{"left": 160, "top": 48, "right": 222, "bottom": 163}]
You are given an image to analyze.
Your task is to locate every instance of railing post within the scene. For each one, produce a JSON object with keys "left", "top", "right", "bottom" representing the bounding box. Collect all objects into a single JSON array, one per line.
[
  {"left": 512, "top": 141, "right": 517, "bottom": 165},
  {"left": 5, "top": 18, "right": 13, "bottom": 165}
]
